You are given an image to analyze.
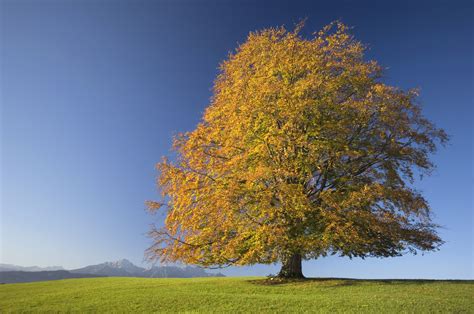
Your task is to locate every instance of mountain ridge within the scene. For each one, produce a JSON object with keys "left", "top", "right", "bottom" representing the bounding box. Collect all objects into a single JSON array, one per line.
[
  {"left": 70, "top": 259, "right": 224, "bottom": 278},
  {"left": 0, "top": 263, "right": 64, "bottom": 272},
  {"left": 0, "top": 259, "right": 224, "bottom": 283}
]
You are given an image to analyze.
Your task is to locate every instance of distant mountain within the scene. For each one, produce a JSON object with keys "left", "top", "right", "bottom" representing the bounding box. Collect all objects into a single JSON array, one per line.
[
  {"left": 70, "top": 259, "right": 224, "bottom": 278},
  {"left": 0, "top": 270, "right": 102, "bottom": 284},
  {"left": 143, "top": 265, "right": 225, "bottom": 278},
  {"left": 0, "top": 259, "right": 224, "bottom": 283},
  {"left": 0, "top": 263, "right": 64, "bottom": 272},
  {"left": 70, "top": 259, "right": 142, "bottom": 277}
]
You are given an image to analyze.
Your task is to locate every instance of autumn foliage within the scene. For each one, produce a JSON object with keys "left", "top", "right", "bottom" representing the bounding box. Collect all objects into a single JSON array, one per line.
[{"left": 147, "top": 22, "right": 447, "bottom": 278}]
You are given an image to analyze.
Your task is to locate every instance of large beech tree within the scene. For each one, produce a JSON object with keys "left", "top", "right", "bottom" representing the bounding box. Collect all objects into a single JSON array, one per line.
[{"left": 147, "top": 22, "right": 447, "bottom": 278}]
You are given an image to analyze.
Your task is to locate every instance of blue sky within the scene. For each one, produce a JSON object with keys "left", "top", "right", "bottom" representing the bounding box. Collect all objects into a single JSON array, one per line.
[{"left": 1, "top": 0, "right": 472, "bottom": 279}]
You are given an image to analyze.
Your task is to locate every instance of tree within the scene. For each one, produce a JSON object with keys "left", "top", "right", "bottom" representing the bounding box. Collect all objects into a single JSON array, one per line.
[{"left": 147, "top": 22, "right": 448, "bottom": 279}]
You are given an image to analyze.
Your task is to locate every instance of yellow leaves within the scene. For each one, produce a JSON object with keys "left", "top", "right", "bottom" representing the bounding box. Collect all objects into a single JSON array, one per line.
[
  {"left": 145, "top": 201, "right": 164, "bottom": 214},
  {"left": 146, "top": 20, "right": 446, "bottom": 267}
]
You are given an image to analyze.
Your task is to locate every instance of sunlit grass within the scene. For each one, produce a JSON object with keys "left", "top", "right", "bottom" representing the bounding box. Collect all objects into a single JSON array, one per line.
[{"left": 1, "top": 277, "right": 472, "bottom": 313}]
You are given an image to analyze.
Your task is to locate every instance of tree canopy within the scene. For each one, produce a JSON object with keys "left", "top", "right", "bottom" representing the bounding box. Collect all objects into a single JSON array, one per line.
[{"left": 147, "top": 22, "right": 447, "bottom": 278}]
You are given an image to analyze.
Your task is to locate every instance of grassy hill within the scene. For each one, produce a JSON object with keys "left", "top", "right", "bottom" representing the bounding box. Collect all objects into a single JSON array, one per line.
[{"left": 1, "top": 277, "right": 472, "bottom": 313}]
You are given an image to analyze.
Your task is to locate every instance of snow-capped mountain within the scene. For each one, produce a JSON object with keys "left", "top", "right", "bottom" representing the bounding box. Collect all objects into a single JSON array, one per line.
[
  {"left": 70, "top": 259, "right": 142, "bottom": 277},
  {"left": 70, "top": 259, "right": 224, "bottom": 278}
]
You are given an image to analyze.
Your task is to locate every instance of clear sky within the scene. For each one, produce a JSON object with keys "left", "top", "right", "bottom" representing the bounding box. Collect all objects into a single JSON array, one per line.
[{"left": 1, "top": 0, "right": 472, "bottom": 279}]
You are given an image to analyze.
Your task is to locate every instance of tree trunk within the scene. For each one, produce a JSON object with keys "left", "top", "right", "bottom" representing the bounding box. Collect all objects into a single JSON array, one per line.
[{"left": 278, "top": 253, "right": 304, "bottom": 279}]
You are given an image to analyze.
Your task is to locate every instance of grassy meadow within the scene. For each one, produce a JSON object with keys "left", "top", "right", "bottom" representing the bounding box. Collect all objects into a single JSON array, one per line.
[{"left": 0, "top": 277, "right": 472, "bottom": 313}]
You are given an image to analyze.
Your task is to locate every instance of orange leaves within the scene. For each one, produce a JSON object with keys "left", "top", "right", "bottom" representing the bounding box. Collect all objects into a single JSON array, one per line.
[{"left": 147, "top": 21, "right": 446, "bottom": 267}]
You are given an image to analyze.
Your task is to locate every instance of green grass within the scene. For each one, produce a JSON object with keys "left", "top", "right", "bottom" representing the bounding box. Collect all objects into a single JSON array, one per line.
[{"left": 0, "top": 277, "right": 472, "bottom": 313}]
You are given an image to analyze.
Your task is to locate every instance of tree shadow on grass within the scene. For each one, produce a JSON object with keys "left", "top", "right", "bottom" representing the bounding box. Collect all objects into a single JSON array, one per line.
[{"left": 248, "top": 277, "right": 474, "bottom": 287}]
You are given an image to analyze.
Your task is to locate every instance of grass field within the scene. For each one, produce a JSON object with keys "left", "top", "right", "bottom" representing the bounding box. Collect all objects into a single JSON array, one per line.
[{"left": 0, "top": 277, "right": 472, "bottom": 313}]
